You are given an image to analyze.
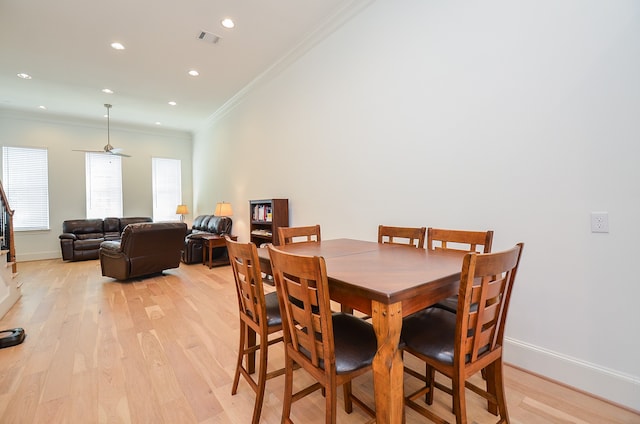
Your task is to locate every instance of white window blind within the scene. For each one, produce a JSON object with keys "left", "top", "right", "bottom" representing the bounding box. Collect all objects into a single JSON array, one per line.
[
  {"left": 2, "top": 146, "right": 50, "bottom": 231},
  {"left": 152, "top": 157, "right": 182, "bottom": 221},
  {"left": 86, "top": 153, "right": 122, "bottom": 218}
]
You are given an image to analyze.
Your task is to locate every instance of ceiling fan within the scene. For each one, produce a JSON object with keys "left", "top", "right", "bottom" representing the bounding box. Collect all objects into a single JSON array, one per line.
[{"left": 74, "top": 104, "right": 130, "bottom": 157}]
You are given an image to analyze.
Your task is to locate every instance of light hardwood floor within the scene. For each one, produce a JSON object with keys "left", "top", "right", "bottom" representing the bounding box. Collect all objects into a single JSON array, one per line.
[{"left": 0, "top": 259, "right": 637, "bottom": 423}]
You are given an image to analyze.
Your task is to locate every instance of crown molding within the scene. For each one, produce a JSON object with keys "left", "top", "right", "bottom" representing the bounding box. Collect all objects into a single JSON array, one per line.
[{"left": 198, "top": 0, "right": 375, "bottom": 132}]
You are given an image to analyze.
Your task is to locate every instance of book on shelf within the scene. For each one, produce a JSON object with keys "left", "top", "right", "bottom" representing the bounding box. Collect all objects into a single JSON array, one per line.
[
  {"left": 251, "top": 229, "right": 272, "bottom": 237},
  {"left": 252, "top": 204, "right": 273, "bottom": 222}
]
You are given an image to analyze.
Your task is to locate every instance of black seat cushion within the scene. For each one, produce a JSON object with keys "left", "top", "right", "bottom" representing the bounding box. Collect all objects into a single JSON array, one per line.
[
  {"left": 264, "top": 291, "right": 282, "bottom": 327},
  {"left": 401, "top": 307, "right": 457, "bottom": 364},
  {"left": 433, "top": 296, "right": 458, "bottom": 313},
  {"left": 333, "top": 313, "right": 377, "bottom": 374}
]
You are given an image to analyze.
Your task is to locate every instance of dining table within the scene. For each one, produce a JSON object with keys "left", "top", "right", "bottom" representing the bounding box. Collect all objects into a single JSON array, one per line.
[{"left": 256, "top": 238, "right": 466, "bottom": 424}]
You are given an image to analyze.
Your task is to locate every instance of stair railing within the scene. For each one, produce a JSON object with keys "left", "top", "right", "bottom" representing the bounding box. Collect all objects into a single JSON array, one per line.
[{"left": 0, "top": 180, "right": 17, "bottom": 273}]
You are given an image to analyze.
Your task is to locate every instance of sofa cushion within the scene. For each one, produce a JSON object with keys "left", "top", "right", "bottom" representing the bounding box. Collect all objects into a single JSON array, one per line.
[
  {"left": 62, "top": 219, "right": 104, "bottom": 235},
  {"left": 77, "top": 232, "right": 105, "bottom": 240},
  {"left": 74, "top": 238, "right": 104, "bottom": 250},
  {"left": 103, "top": 217, "right": 120, "bottom": 233},
  {"left": 192, "top": 215, "right": 212, "bottom": 231},
  {"left": 119, "top": 217, "right": 153, "bottom": 233},
  {"left": 206, "top": 216, "right": 232, "bottom": 234},
  {"left": 104, "top": 232, "right": 121, "bottom": 241}
]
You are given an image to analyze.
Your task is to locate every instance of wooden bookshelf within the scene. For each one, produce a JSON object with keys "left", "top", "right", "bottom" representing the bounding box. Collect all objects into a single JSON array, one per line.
[{"left": 249, "top": 199, "right": 289, "bottom": 246}]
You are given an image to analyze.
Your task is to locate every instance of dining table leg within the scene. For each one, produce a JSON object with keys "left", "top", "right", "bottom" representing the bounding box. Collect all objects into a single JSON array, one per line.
[{"left": 371, "top": 300, "right": 404, "bottom": 424}]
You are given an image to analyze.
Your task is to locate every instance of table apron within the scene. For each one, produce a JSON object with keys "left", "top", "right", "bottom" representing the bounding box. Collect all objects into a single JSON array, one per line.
[{"left": 329, "top": 276, "right": 459, "bottom": 318}]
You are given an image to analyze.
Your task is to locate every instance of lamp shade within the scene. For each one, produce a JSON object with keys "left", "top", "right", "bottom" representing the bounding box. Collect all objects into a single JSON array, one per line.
[
  {"left": 215, "top": 202, "right": 233, "bottom": 217},
  {"left": 176, "top": 204, "right": 189, "bottom": 215}
]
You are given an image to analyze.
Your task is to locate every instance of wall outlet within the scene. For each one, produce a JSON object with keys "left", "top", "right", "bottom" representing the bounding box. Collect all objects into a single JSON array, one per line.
[{"left": 591, "top": 212, "right": 609, "bottom": 233}]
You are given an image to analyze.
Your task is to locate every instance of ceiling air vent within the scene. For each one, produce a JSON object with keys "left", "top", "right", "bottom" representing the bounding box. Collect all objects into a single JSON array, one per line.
[{"left": 197, "top": 30, "right": 221, "bottom": 44}]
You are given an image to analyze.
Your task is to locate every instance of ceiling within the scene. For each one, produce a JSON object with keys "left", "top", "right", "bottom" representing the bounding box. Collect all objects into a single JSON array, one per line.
[{"left": 0, "top": 0, "right": 368, "bottom": 133}]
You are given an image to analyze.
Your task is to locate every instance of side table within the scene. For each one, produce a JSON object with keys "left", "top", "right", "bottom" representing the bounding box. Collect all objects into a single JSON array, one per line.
[{"left": 201, "top": 234, "right": 237, "bottom": 268}]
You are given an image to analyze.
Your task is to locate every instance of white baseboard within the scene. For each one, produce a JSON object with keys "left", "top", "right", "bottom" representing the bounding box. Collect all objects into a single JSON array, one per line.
[
  {"left": 504, "top": 337, "right": 640, "bottom": 412},
  {"left": 15, "top": 251, "right": 61, "bottom": 262}
]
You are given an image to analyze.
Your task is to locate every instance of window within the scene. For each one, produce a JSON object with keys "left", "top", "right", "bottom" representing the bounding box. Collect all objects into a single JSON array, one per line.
[
  {"left": 2, "top": 146, "right": 50, "bottom": 231},
  {"left": 152, "top": 157, "right": 182, "bottom": 222},
  {"left": 86, "top": 153, "right": 122, "bottom": 218}
]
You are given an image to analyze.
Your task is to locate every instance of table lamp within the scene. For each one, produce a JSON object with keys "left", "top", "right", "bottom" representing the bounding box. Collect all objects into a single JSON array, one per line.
[
  {"left": 214, "top": 201, "right": 233, "bottom": 217},
  {"left": 176, "top": 204, "right": 189, "bottom": 222}
]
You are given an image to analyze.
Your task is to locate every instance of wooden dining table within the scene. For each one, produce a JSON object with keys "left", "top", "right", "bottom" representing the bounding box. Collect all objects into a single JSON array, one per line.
[{"left": 257, "top": 238, "right": 466, "bottom": 424}]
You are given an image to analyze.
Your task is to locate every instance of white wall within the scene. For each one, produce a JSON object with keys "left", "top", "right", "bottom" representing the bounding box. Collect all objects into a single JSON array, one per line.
[
  {"left": 0, "top": 109, "right": 193, "bottom": 261},
  {"left": 193, "top": 0, "right": 640, "bottom": 411}
]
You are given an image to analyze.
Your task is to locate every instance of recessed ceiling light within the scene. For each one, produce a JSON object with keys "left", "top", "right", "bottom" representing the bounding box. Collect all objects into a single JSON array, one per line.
[
  {"left": 17, "top": 73, "right": 32, "bottom": 79},
  {"left": 168, "top": 101, "right": 177, "bottom": 106},
  {"left": 111, "top": 42, "right": 125, "bottom": 50},
  {"left": 188, "top": 70, "right": 199, "bottom": 77},
  {"left": 155, "top": 122, "right": 162, "bottom": 126},
  {"left": 102, "top": 88, "right": 114, "bottom": 94},
  {"left": 221, "top": 18, "right": 235, "bottom": 29},
  {"left": 38, "top": 105, "right": 47, "bottom": 110}
]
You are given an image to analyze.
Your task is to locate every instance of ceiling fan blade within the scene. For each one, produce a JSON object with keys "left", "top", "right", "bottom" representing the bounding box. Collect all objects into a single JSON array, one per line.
[{"left": 71, "top": 105, "right": 131, "bottom": 157}]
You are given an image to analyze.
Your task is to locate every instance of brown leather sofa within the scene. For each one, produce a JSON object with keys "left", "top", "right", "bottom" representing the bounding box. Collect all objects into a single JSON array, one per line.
[
  {"left": 59, "top": 217, "right": 153, "bottom": 261},
  {"left": 99, "top": 222, "right": 187, "bottom": 280},
  {"left": 182, "top": 215, "right": 232, "bottom": 264}
]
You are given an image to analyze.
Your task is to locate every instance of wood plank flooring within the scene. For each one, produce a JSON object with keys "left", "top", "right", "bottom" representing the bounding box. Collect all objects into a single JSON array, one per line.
[{"left": 0, "top": 259, "right": 638, "bottom": 423}]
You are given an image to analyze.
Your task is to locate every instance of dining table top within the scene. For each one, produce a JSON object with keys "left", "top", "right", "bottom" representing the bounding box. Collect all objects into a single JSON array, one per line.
[{"left": 257, "top": 238, "right": 466, "bottom": 314}]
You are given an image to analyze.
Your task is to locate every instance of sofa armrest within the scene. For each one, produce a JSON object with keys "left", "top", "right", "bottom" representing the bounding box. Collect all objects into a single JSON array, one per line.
[
  {"left": 60, "top": 238, "right": 75, "bottom": 261},
  {"left": 187, "top": 232, "right": 206, "bottom": 240},
  {"left": 99, "top": 241, "right": 123, "bottom": 256},
  {"left": 59, "top": 233, "right": 77, "bottom": 240}
]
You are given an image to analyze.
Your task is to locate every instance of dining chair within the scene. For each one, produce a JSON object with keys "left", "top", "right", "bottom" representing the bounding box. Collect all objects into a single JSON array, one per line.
[
  {"left": 377, "top": 225, "right": 426, "bottom": 248},
  {"left": 427, "top": 227, "right": 494, "bottom": 313},
  {"left": 267, "top": 244, "right": 377, "bottom": 424},
  {"left": 278, "top": 224, "right": 321, "bottom": 245},
  {"left": 401, "top": 243, "right": 524, "bottom": 424},
  {"left": 226, "top": 237, "right": 285, "bottom": 424}
]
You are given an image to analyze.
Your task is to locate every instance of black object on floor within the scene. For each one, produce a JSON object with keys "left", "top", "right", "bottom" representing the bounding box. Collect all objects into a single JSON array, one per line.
[{"left": 0, "top": 328, "right": 26, "bottom": 348}]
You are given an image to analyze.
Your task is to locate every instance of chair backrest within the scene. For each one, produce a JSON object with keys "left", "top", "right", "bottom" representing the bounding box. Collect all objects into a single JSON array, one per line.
[
  {"left": 226, "top": 238, "right": 268, "bottom": 329},
  {"left": 278, "top": 225, "right": 321, "bottom": 246},
  {"left": 268, "top": 244, "right": 334, "bottom": 371},
  {"left": 427, "top": 227, "right": 493, "bottom": 253},
  {"left": 378, "top": 225, "right": 426, "bottom": 248},
  {"left": 455, "top": 243, "right": 523, "bottom": 369},
  {"left": 120, "top": 222, "right": 186, "bottom": 256}
]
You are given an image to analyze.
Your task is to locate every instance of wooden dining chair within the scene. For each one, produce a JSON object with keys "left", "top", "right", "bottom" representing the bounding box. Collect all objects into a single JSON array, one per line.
[
  {"left": 427, "top": 227, "right": 494, "bottom": 313},
  {"left": 378, "top": 225, "right": 426, "bottom": 248},
  {"left": 401, "top": 243, "right": 524, "bottom": 424},
  {"left": 278, "top": 224, "right": 321, "bottom": 245},
  {"left": 267, "top": 244, "right": 377, "bottom": 424},
  {"left": 226, "top": 237, "right": 285, "bottom": 424}
]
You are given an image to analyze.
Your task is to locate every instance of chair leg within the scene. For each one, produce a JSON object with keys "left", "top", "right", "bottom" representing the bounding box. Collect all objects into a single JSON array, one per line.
[
  {"left": 282, "top": 355, "right": 295, "bottom": 424},
  {"left": 251, "top": 333, "right": 269, "bottom": 424},
  {"left": 425, "top": 364, "right": 435, "bottom": 405},
  {"left": 342, "top": 381, "right": 353, "bottom": 413},
  {"left": 325, "top": 380, "right": 337, "bottom": 424},
  {"left": 452, "top": 371, "right": 468, "bottom": 424},
  {"left": 484, "top": 361, "right": 499, "bottom": 415},
  {"left": 231, "top": 320, "right": 246, "bottom": 395},
  {"left": 491, "top": 360, "right": 510, "bottom": 422}
]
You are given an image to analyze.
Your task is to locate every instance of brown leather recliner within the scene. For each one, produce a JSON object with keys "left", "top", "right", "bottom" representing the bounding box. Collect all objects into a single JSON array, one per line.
[
  {"left": 182, "top": 215, "right": 232, "bottom": 264},
  {"left": 99, "top": 222, "right": 187, "bottom": 280}
]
